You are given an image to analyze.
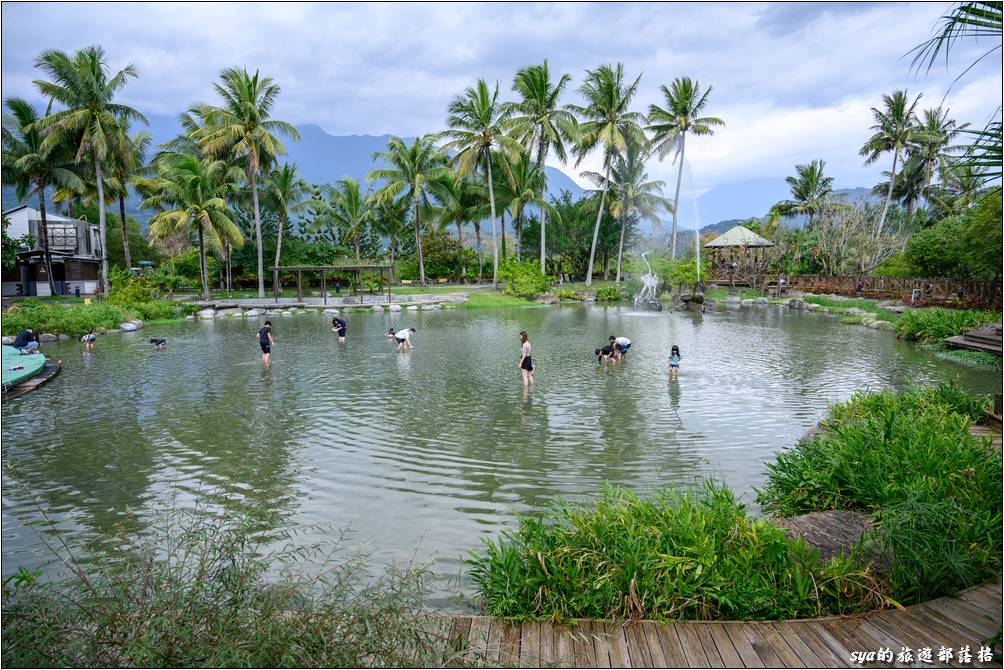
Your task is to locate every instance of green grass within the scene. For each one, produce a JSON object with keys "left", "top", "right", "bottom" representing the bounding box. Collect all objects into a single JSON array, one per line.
[
  {"left": 1, "top": 489, "right": 453, "bottom": 668},
  {"left": 2, "top": 299, "right": 199, "bottom": 337},
  {"left": 800, "top": 295, "right": 899, "bottom": 322},
  {"left": 466, "top": 482, "right": 883, "bottom": 622},
  {"left": 923, "top": 344, "right": 1003, "bottom": 371},
  {"left": 703, "top": 287, "right": 762, "bottom": 301},
  {"left": 459, "top": 291, "right": 541, "bottom": 309},
  {"left": 756, "top": 384, "right": 1001, "bottom": 605},
  {"left": 894, "top": 308, "right": 1002, "bottom": 343}
]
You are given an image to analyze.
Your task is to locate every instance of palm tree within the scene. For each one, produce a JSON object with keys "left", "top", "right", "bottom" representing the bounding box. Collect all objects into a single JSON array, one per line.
[
  {"left": 368, "top": 135, "right": 450, "bottom": 284},
  {"left": 859, "top": 90, "right": 922, "bottom": 235},
  {"left": 32, "top": 46, "right": 147, "bottom": 296},
  {"left": 646, "top": 77, "right": 724, "bottom": 259},
  {"left": 502, "top": 149, "right": 549, "bottom": 261},
  {"left": 911, "top": 107, "right": 968, "bottom": 190},
  {"left": 107, "top": 116, "right": 151, "bottom": 269},
  {"left": 371, "top": 196, "right": 409, "bottom": 269},
  {"left": 583, "top": 139, "right": 671, "bottom": 281},
  {"left": 198, "top": 67, "right": 299, "bottom": 298},
  {"left": 510, "top": 61, "right": 574, "bottom": 272},
  {"left": 567, "top": 64, "right": 645, "bottom": 287},
  {"left": 264, "top": 163, "right": 315, "bottom": 281},
  {"left": 438, "top": 79, "right": 522, "bottom": 288},
  {"left": 326, "top": 177, "right": 371, "bottom": 262},
  {"left": 774, "top": 160, "right": 835, "bottom": 226},
  {"left": 2, "top": 98, "right": 86, "bottom": 295},
  {"left": 142, "top": 155, "right": 243, "bottom": 298}
]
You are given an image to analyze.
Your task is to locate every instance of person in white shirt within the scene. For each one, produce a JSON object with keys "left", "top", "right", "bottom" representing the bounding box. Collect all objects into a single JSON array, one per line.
[
  {"left": 518, "top": 330, "right": 535, "bottom": 386},
  {"left": 390, "top": 327, "right": 416, "bottom": 351},
  {"left": 609, "top": 335, "right": 631, "bottom": 360}
]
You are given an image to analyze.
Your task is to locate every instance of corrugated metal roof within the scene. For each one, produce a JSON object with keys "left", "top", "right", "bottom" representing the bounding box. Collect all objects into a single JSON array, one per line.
[{"left": 704, "top": 224, "right": 775, "bottom": 248}]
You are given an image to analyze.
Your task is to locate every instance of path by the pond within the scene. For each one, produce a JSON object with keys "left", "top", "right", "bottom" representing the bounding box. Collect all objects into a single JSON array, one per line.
[{"left": 447, "top": 581, "right": 1003, "bottom": 668}]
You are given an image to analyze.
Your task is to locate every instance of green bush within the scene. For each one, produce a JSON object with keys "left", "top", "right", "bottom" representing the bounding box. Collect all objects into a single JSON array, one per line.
[
  {"left": 554, "top": 288, "right": 582, "bottom": 301},
  {"left": 595, "top": 286, "right": 625, "bottom": 301},
  {"left": 756, "top": 384, "right": 1001, "bottom": 604},
  {"left": 2, "top": 299, "right": 198, "bottom": 336},
  {"left": 499, "top": 260, "right": 550, "bottom": 299},
  {"left": 466, "top": 482, "right": 883, "bottom": 622},
  {"left": 905, "top": 215, "right": 968, "bottom": 278},
  {"left": 107, "top": 268, "right": 156, "bottom": 305},
  {"left": 894, "top": 308, "right": 1001, "bottom": 343}
]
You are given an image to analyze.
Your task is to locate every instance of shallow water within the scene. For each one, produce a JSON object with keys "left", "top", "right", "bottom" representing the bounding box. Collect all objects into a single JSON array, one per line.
[{"left": 2, "top": 303, "right": 999, "bottom": 608}]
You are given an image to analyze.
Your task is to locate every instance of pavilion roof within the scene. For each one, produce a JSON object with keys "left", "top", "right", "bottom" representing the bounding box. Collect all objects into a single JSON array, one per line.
[{"left": 704, "top": 225, "right": 775, "bottom": 248}]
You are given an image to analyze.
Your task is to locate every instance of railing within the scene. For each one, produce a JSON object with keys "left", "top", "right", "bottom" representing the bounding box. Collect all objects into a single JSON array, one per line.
[{"left": 709, "top": 271, "right": 1001, "bottom": 309}]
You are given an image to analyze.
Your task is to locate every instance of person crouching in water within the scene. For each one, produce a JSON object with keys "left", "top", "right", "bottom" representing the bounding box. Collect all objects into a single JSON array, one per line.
[
  {"left": 80, "top": 330, "right": 97, "bottom": 351},
  {"left": 331, "top": 316, "right": 347, "bottom": 343},
  {"left": 518, "top": 330, "right": 535, "bottom": 385},
  {"left": 609, "top": 335, "right": 631, "bottom": 360},
  {"left": 595, "top": 343, "right": 615, "bottom": 364},
  {"left": 392, "top": 327, "right": 416, "bottom": 351},
  {"left": 149, "top": 338, "right": 167, "bottom": 350}
]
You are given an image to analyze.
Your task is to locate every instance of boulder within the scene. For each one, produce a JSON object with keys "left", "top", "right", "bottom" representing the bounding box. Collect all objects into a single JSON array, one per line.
[
  {"left": 216, "top": 308, "right": 242, "bottom": 317},
  {"left": 787, "top": 298, "right": 806, "bottom": 310},
  {"left": 576, "top": 290, "right": 597, "bottom": 302},
  {"left": 118, "top": 323, "right": 139, "bottom": 332},
  {"left": 95, "top": 327, "right": 107, "bottom": 334},
  {"left": 197, "top": 308, "right": 216, "bottom": 320},
  {"left": 535, "top": 293, "right": 560, "bottom": 305},
  {"left": 323, "top": 308, "right": 338, "bottom": 314},
  {"left": 406, "top": 305, "right": 419, "bottom": 311},
  {"left": 280, "top": 311, "right": 293, "bottom": 316},
  {"left": 741, "top": 299, "right": 754, "bottom": 307},
  {"left": 754, "top": 297, "right": 768, "bottom": 305},
  {"left": 725, "top": 295, "right": 741, "bottom": 304},
  {"left": 805, "top": 302, "right": 819, "bottom": 311},
  {"left": 185, "top": 315, "right": 196, "bottom": 321},
  {"left": 372, "top": 305, "right": 385, "bottom": 312},
  {"left": 388, "top": 304, "right": 402, "bottom": 312},
  {"left": 244, "top": 309, "right": 261, "bottom": 317},
  {"left": 427, "top": 303, "right": 441, "bottom": 310},
  {"left": 129, "top": 320, "right": 144, "bottom": 329},
  {"left": 869, "top": 320, "right": 895, "bottom": 330},
  {"left": 58, "top": 334, "right": 70, "bottom": 341},
  {"left": 0, "top": 336, "right": 13, "bottom": 345}
]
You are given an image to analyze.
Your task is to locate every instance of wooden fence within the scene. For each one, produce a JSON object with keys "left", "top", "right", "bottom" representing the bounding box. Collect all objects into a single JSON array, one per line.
[{"left": 710, "top": 272, "right": 1001, "bottom": 309}]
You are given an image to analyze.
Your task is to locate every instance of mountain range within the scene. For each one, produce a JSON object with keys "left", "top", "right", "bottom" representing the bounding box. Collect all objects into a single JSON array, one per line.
[{"left": 3, "top": 113, "right": 877, "bottom": 235}]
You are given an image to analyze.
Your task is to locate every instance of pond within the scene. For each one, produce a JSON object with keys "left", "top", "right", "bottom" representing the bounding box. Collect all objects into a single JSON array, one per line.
[{"left": 2, "top": 303, "right": 999, "bottom": 608}]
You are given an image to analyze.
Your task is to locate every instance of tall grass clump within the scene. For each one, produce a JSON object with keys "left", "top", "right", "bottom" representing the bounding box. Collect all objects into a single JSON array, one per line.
[
  {"left": 2, "top": 299, "right": 197, "bottom": 336},
  {"left": 466, "top": 483, "right": 885, "bottom": 623},
  {"left": 757, "top": 384, "right": 1001, "bottom": 604},
  {"left": 894, "top": 308, "right": 1001, "bottom": 343},
  {"left": 2, "top": 507, "right": 452, "bottom": 668}
]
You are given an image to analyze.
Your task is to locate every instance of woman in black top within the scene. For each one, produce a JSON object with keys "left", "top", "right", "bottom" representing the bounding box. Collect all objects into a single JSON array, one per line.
[
  {"left": 331, "top": 316, "right": 347, "bottom": 343},
  {"left": 256, "top": 321, "right": 275, "bottom": 364}
]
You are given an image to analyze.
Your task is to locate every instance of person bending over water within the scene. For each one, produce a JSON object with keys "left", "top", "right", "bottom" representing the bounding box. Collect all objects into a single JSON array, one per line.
[
  {"left": 257, "top": 320, "right": 275, "bottom": 363},
  {"left": 12, "top": 328, "right": 39, "bottom": 353},
  {"left": 391, "top": 327, "right": 416, "bottom": 351},
  {"left": 149, "top": 338, "right": 167, "bottom": 350},
  {"left": 595, "top": 344, "right": 615, "bottom": 363},
  {"left": 331, "top": 316, "right": 347, "bottom": 343},
  {"left": 80, "top": 330, "right": 96, "bottom": 351},
  {"left": 518, "top": 331, "right": 535, "bottom": 386},
  {"left": 609, "top": 335, "right": 631, "bottom": 360},
  {"left": 668, "top": 345, "right": 681, "bottom": 379}
]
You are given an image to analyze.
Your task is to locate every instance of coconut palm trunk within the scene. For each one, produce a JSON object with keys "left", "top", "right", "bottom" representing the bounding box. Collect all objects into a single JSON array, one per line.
[
  {"left": 615, "top": 209, "right": 627, "bottom": 283},
  {"left": 413, "top": 193, "right": 426, "bottom": 285},
  {"left": 486, "top": 155, "right": 499, "bottom": 288},
  {"left": 354, "top": 230, "right": 361, "bottom": 262},
  {"left": 197, "top": 220, "right": 209, "bottom": 299},
  {"left": 537, "top": 139, "right": 548, "bottom": 273},
  {"left": 251, "top": 171, "right": 265, "bottom": 298},
  {"left": 584, "top": 163, "right": 610, "bottom": 287},
  {"left": 36, "top": 190, "right": 57, "bottom": 296},
  {"left": 118, "top": 193, "right": 131, "bottom": 269},
  {"left": 474, "top": 222, "right": 483, "bottom": 280},
  {"left": 671, "top": 133, "right": 686, "bottom": 260},
  {"left": 93, "top": 155, "right": 110, "bottom": 296},
  {"left": 456, "top": 220, "right": 463, "bottom": 244},
  {"left": 877, "top": 150, "right": 898, "bottom": 236},
  {"left": 274, "top": 210, "right": 285, "bottom": 292},
  {"left": 500, "top": 209, "right": 507, "bottom": 260}
]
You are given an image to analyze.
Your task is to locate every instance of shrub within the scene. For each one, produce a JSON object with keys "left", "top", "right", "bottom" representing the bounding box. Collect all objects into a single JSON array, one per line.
[
  {"left": 595, "top": 286, "right": 625, "bottom": 301},
  {"left": 756, "top": 384, "right": 1001, "bottom": 604},
  {"left": 107, "top": 268, "right": 156, "bottom": 305},
  {"left": 894, "top": 308, "right": 1001, "bottom": 343},
  {"left": 1, "top": 502, "right": 449, "bottom": 668},
  {"left": 554, "top": 288, "right": 581, "bottom": 301},
  {"left": 467, "top": 482, "right": 883, "bottom": 622},
  {"left": 499, "top": 260, "right": 550, "bottom": 299},
  {"left": 904, "top": 215, "right": 968, "bottom": 278},
  {"left": 2, "top": 299, "right": 198, "bottom": 336}
]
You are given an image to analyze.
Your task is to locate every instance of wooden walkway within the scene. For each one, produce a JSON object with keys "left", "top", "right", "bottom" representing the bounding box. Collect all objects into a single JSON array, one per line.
[{"left": 447, "top": 582, "right": 1002, "bottom": 668}]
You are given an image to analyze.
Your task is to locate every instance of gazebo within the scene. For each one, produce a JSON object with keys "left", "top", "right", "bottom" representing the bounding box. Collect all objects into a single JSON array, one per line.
[
  {"left": 704, "top": 225, "right": 775, "bottom": 286},
  {"left": 270, "top": 264, "right": 394, "bottom": 304}
]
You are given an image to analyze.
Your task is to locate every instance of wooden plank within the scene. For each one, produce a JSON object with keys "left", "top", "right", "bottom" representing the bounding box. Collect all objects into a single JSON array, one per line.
[
  {"left": 486, "top": 616, "right": 505, "bottom": 666},
  {"left": 624, "top": 623, "right": 654, "bottom": 668},
  {"left": 954, "top": 586, "right": 1003, "bottom": 617},
  {"left": 740, "top": 623, "right": 785, "bottom": 667},
  {"left": 867, "top": 610, "right": 968, "bottom": 670},
  {"left": 922, "top": 598, "right": 1001, "bottom": 639},
  {"left": 603, "top": 623, "right": 633, "bottom": 668},
  {"left": 750, "top": 622, "right": 804, "bottom": 668},
  {"left": 768, "top": 622, "right": 827, "bottom": 668},
  {"left": 587, "top": 621, "right": 612, "bottom": 669},
  {"left": 903, "top": 603, "right": 994, "bottom": 650},
  {"left": 520, "top": 620, "right": 540, "bottom": 668},
  {"left": 693, "top": 624, "right": 726, "bottom": 668},
  {"left": 820, "top": 619, "right": 888, "bottom": 668},
  {"left": 501, "top": 621, "right": 522, "bottom": 667},
  {"left": 789, "top": 620, "right": 852, "bottom": 668},
  {"left": 654, "top": 623, "right": 691, "bottom": 669},
  {"left": 538, "top": 621, "right": 556, "bottom": 668},
  {"left": 449, "top": 617, "right": 473, "bottom": 667},
  {"left": 677, "top": 623, "right": 712, "bottom": 668},
  {"left": 706, "top": 622, "right": 745, "bottom": 668},
  {"left": 466, "top": 616, "right": 492, "bottom": 668},
  {"left": 722, "top": 623, "right": 764, "bottom": 668},
  {"left": 556, "top": 623, "right": 579, "bottom": 668},
  {"left": 640, "top": 623, "right": 668, "bottom": 668}
]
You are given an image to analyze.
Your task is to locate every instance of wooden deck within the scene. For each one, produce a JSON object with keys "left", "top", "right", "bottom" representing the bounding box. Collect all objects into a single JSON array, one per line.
[{"left": 447, "top": 582, "right": 1002, "bottom": 668}]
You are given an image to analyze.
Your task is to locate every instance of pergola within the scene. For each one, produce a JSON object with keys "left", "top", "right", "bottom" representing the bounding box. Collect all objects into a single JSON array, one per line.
[
  {"left": 270, "top": 264, "right": 394, "bottom": 304},
  {"left": 704, "top": 225, "right": 775, "bottom": 286}
]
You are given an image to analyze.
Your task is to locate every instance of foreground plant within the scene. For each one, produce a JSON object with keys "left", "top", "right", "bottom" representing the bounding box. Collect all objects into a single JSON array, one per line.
[{"left": 467, "top": 482, "right": 884, "bottom": 622}]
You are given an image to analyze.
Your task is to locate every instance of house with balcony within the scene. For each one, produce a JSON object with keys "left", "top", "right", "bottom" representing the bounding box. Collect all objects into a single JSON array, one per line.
[{"left": 2, "top": 205, "right": 103, "bottom": 297}]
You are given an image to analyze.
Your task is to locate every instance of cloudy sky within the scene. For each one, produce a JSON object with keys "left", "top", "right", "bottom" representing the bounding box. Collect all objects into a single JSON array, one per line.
[{"left": 2, "top": 2, "right": 1001, "bottom": 196}]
